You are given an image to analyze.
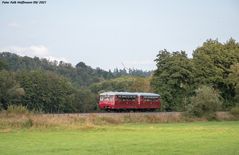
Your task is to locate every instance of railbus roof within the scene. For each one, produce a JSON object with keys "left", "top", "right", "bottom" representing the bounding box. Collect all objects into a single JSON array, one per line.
[{"left": 99, "top": 92, "right": 160, "bottom": 97}]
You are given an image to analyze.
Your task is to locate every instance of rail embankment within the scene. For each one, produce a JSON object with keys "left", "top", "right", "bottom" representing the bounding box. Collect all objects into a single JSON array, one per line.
[{"left": 0, "top": 111, "right": 238, "bottom": 131}]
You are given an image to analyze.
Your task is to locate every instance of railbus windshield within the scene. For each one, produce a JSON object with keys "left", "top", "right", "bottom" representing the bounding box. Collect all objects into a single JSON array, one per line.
[{"left": 100, "top": 95, "right": 114, "bottom": 101}]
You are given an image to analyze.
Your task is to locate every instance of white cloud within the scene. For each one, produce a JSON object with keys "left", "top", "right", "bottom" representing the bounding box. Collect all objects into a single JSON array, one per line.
[
  {"left": 28, "top": 45, "right": 49, "bottom": 57},
  {"left": 0, "top": 45, "right": 68, "bottom": 63}
]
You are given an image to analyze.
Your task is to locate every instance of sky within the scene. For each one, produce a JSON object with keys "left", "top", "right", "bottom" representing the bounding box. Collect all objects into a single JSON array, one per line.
[{"left": 0, "top": 0, "right": 239, "bottom": 71}]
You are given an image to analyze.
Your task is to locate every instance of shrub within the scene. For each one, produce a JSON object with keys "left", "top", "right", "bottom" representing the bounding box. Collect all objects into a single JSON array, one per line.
[
  {"left": 7, "top": 105, "right": 29, "bottom": 115},
  {"left": 186, "top": 86, "right": 222, "bottom": 118},
  {"left": 230, "top": 106, "right": 239, "bottom": 116}
]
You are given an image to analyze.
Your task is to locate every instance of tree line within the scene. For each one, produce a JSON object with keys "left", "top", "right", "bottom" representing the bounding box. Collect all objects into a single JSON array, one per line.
[
  {"left": 0, "top": 70, "right": 97, "bottom": 113},
  {"left": 0, "top": 52, "right": 151, "bottom": 88},
  {"left": 151, "top": 38, "right": 239, "bottom": 112},
  {"left": 0, "top": 38, "right": 239, "bottom": 113},
  {"left": 0, "top": 53, "right": 151, "bottom": 113}
]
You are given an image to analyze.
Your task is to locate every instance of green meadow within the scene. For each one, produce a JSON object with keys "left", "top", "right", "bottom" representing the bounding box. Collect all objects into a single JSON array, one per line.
[{"left": 0, "top": 121, "right": 239, "bottom": 155}]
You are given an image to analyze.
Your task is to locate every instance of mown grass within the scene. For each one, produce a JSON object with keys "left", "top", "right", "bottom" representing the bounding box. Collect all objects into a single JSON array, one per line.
[{"left": 0, "top": 121, "right": 239, "bottom": 155}]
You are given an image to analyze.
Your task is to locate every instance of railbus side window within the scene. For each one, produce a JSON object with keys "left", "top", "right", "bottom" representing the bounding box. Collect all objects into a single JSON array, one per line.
[
  {"left": 116, "top": 95, "right": 137, "bottom": 101},
  {"left": 143, "top": 96, "right": 159, "bottom": 102}
]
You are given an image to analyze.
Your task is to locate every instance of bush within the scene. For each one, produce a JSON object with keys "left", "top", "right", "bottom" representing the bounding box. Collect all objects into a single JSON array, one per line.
[
  {"left": 7, "top": 105, "right": 29, "bottom": 115},
  {"left": 186, "top": 86, "right": 222, "bottom": 118},
  {"left": 230, "top": 106, "right": 239, "bottom": 116}
]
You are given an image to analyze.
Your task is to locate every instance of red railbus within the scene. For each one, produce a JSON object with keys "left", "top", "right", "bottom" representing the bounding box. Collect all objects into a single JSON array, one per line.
[{"left": 99, "top": 92, "right": 160, "bottom": 111}]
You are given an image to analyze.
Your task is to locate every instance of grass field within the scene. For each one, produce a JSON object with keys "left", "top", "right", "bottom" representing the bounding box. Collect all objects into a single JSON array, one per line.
[{"left": 0, "top": 121, "right": 239, "bottom": 155}]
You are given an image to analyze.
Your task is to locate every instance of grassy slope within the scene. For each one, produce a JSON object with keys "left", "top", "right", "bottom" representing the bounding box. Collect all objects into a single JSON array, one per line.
[{"left": 0, "top": 121, "right": 239, "bottom": 155}]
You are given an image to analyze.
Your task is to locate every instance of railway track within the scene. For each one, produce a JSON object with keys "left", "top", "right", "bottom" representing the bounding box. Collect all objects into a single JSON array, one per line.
[
  {"left": 33, "top": 112, "right": 233, "bottom": 123},
  {"left": 40, "top": 112, "right": 182, "bottom": 117}
]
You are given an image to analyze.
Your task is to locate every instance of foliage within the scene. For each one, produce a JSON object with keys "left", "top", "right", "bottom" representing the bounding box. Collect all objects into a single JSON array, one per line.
[
  {"left": 16, "top": 70, "right": 77, "bottom": 113},
  {"left": 1, "top": 38, "right": 239, "bottom": 113},
  {"left": 186, "top": 86, "right": 222, "bottom": 117},
  {"left": 0, "top": 70, "right": 104, "bottom": 113},
  {"left": 112, "top": 68, "right": 152, "bottom": 77},
  {"left": 152, "top": 38, "right": 239, "bottom": 111},
  {"left": 151, "top": 50, "right": 195, "bottom": 111},
  {"left": 90, "top": 76, "right": 152, "bottom": 93},
  {"left": 0, "top": 53, "right": 113, "bottom": 87},
  {"left": 2, "top": 70, "right": 99, "bottom": 113},
  {"left": 0, "top": 52, "right": 151, "bottom": 88},
  {"left": 0, "top": 70, "right": 24, "bottom": 110},
  {"left": 230, "top": 106, "right": 239, "bottom": 116},
  {"left": 72, "top": 89, "right": 97, "bottom": 112},
  {"left": 192, "top": 38, "right": 239, "bottom": 107},
  {"left": 227, "top": 63, "right": 239, "bottom": 104},
  {"left": 0, "top": 60, "right": 7, "bottom": 70}
]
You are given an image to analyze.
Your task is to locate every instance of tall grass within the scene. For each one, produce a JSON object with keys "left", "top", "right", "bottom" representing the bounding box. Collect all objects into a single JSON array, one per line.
[
  {"left": 0, "top": 111, "right": 238, "bottom": 131},
  {"left": 6, "top": 105, "right": 29, "bottom": 115}
]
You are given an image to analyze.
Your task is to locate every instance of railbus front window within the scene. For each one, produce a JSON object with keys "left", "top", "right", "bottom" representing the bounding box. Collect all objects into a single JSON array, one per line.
[
  {"left": 109, "top": 96, "right": 113, "bottom": 101},
  {"left": 100, "top": 96, "right": 104, "bottom": 101},
  {"left": 100, "top": 95, "right": 111, "bottom": 101}
]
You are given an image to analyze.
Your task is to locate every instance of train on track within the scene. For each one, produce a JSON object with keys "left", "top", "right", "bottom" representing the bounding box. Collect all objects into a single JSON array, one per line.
[{"left": 99, "top": 92, "right": 160, "bottom": 112}]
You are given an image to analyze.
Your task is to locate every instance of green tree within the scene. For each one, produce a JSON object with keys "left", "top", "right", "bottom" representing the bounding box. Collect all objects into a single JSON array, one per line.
[
  {"left": 0, "top": 71, "right": 24, "bottom": 110},
  {"left": 151, "top": 50, "right": 195, "bottom": 111},
  {"left": 17, "top": 70, "right": 75, "bottom": 113},
  {"left": 0, "top": 52, "right": 115, "bottom": 88},
  {"left": 73, "top": 89, "right": 97, "bottom": 112},
  {"left": 90, "top": 76, "right": 152, "bottom": 93},
  {"left": 227, "top": 63, "right": 239, "bottom": 104},
  {"left": 192, "top": 38, "right": 239, "bottom": 107},
  {"left": 0, "top": 60, "right": 7, "bottom": 70}
]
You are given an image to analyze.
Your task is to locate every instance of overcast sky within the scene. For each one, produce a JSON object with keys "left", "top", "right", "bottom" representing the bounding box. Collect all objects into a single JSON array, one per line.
[{"left": 0, "top": 0, "right": 238, "bottom": 70}]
